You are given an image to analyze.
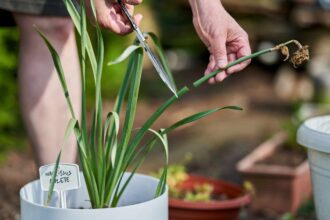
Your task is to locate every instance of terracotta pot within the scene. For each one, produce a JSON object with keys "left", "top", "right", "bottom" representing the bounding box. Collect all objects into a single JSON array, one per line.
[
  {"left": 237, "top": 132, "right": 312, "bottom": 213},
  {"left": 169, "top": 175, "right": 251, "bottom": 220}
]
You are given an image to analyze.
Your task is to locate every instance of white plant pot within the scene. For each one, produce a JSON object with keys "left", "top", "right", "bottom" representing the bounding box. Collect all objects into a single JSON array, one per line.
[
  {"left": 20, "top": 173, "right": 168, "bottom": 220},
  {"left": 297, "top": 115, "right": 330, "bottom": 220}
]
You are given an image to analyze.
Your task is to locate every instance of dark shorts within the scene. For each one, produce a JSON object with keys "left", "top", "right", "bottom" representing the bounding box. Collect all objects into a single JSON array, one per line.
[{"left": 0, "top": 0, "right": 68, "bottom": 26}]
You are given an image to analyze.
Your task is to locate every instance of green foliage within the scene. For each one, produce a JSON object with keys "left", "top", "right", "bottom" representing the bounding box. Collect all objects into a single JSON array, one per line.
[
  {"left": 150, "top": 0, "right": 204, "bottom": 54},
  {"left": 41, "top": 0, "right": 243, "bottom": 209},
  {"left": 152, "top": 165, "right": 214, "bottom": 202},
  {"left": 0, "top": 28, "right": 25, "bottom": 157}
]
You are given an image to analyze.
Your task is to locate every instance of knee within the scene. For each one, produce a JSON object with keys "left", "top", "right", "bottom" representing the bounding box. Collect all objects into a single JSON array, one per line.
[
  {"left": 15, "top": 15, "right": 74, "bottom": 42},
  {"left": 36, "top": 18, "right": 74, "bottom": 42}
]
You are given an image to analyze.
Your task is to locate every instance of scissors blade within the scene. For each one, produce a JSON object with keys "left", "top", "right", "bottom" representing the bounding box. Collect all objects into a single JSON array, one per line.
[
  {"left": 143, "top": 42, "right": 177, "bottom": 96},
  {"left": 118, "top": 1, "right": 177, "bottom": 96}
]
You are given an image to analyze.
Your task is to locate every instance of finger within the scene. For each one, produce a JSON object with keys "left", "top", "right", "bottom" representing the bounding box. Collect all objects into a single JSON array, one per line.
[
  {"left": 122, "top": 0, "right": 143, "bottom": 5},
  {"left": 205, "top": 55, "right": 216, "bottom": 84},
  {"left": 215, "top": 71, "right": 227, "bottom": 83},
  {"left": 210, "top": 38, "right": 228, "bottom": 70},
  {"left": 226, "top": 53, "right": 237, "bottom": 75},
  {"left": 125, "top": 4, "right": 134, "bottom": 15},
  {"left": 210, "top": 38, "right": 229, "bottom": 83},
  {"left": 108, "top": 10, "right": 133, "bottom": 35},
  {"left": 133, "top": 13, "right": 143, "bottom": 26},
  {"left": 228, "top": 44, "right": 251, "bottom": 73},
  {"left": 110, "top": 4, "right": 138, "bottom": 34}
]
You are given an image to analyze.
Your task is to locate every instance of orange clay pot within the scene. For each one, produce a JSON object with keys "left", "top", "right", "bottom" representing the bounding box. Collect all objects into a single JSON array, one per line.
[{"left": 169, "top": 175, "right": 251, "bottom": 220}]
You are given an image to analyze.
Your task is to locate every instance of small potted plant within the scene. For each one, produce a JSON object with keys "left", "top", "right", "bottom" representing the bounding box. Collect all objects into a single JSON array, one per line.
[
  {"left": 19, "top": 0, "right": 309, "bottom": 219},
  {"left": 154, "top": 165, "right": 251, "bottom": 220}
]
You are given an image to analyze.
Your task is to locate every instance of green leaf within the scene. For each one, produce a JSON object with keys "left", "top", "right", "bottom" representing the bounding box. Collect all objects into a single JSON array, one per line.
[
  {"left": 112, "top": 128, "right": 169, "bottom": 206},
  {"left": 36, "top": 29, "right": 76, "bottom": 119},
  {"left": 63, "top": 0, "right": 97, "bottom": 77},
  {"left": 103, "top": 111, "right": 120, "bottom": 167},
  {"left": 164, "top": 106, "right": 243, "bottom": 133},
  {"left": 123, "top": 87, "right": 190, "bottom": 167},
  {"left": 79, "top": 0, "right": 88, "bottom": 154},
  {"left": 119, "top": 47, "right": 143, "bottom": 151},
  {"left": 104, "top": 48, "right": 144, "bottom": 205},
  {"left": 46, "top": 118, "right": 77, "bottom": 205},
  {"left": 108, "top": 45, "right": 142, "bottom": 66}
]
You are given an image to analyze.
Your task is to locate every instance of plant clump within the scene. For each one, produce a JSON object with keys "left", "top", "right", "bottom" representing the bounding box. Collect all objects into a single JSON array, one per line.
[{"left": 153, "top": 165, "right": 216, "bottom": 202}]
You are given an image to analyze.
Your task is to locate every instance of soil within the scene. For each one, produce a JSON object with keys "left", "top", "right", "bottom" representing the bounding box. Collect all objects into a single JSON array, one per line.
[
  {"left": 0, "top": 150, "right": 37, "bottom": 220},
  {"left": 256, "top": 144, "right": 307, "bottom": 167}
]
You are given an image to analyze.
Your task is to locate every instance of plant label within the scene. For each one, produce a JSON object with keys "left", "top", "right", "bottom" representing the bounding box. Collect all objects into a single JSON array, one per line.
[{"left": 39, "top": 163, "right": 81, "bottom": 191}]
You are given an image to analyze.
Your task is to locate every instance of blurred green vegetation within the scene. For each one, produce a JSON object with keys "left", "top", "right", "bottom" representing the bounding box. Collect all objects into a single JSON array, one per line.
[
  {"left": 0, "top": 28, "right": 25, "bottom": 160},
  {"left": 150, "top": 0, "right": 205, "bottom": 56},
  {"left": 85, "top": 30, "right": 132, "bottom": 105}
]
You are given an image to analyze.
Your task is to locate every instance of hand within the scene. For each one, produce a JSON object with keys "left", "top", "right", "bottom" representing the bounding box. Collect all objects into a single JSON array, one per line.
[
  {"left": 189, "top": 0, "right": 251, "bottom": 84},
  {"left": 86, "top": 0, "right": 143, "bottom": 35}
]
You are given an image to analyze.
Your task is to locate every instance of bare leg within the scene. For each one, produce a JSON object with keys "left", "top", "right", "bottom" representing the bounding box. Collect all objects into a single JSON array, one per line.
[{"left": 13, "top": 14, "right": 81, "bottom": 167}]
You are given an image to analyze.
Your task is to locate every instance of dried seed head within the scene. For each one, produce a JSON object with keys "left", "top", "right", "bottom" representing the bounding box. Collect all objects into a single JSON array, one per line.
[
  {"left": 290, "top": 45, "right": 309, "bottom": 68},
  {"left": 273, "top": 40, "right": 310, "bottom": 68},
  {"left": 280, "top": 46, "right": 290, "bottom": 61}
]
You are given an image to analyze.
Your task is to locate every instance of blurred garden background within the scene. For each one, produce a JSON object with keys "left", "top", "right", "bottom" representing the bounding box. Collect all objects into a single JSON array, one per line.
[{"left": 1, "top": 0, "right": 330, "bottom": 219}]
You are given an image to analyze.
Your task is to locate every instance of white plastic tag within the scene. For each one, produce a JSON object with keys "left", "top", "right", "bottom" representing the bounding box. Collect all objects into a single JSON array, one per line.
[{"left": 39, "top": 163, "right": 81, "bottom": 191}]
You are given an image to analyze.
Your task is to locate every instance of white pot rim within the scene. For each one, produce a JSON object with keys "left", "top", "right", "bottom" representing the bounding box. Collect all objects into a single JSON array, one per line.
[
  {"left": 298, "top": 115, "right": 330, "bottom": 153},
  {"left": 20, "top": 172, "right": 166, "bottom": 211}
]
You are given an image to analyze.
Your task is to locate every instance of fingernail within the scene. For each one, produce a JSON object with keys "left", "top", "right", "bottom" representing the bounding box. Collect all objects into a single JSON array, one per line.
[{"left": 217, "top": 60, "right": 227, "bottom": 69}]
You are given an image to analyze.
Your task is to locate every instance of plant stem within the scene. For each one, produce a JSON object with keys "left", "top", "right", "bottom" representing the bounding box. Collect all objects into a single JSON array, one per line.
[
  {"left": 193, "top": 48, "right": 271, "bottom": 87},
  {"left": 193, "top": 39, "right": 301, "bottom": 88}
]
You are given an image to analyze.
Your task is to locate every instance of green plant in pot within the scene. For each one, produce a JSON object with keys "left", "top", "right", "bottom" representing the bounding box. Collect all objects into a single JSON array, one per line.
[
  {"left": 19, "top": 0, "right": 310, "bottom": 219},
  {"left": 153, "top": 162, "right": 251, "bottom": 220}
]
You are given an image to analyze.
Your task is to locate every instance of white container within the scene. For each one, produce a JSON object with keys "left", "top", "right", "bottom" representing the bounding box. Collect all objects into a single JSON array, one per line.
[
  {"left": 297, "top": 115, "right": 330, "bottom": 220},
  {"left": 20, "top": 173, "right": 168, "bottom": 220}
]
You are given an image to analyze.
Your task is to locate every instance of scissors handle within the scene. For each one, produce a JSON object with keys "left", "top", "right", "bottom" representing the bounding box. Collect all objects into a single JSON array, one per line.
[
  {"left": 118, "top": 1, "right": 137, "bottom": 29},
  {"left": 118, "top": 0, "right": 145, "bottom": 42}
]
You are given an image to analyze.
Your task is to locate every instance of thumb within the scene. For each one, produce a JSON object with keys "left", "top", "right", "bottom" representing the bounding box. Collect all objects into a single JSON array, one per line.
[
  {"left": 133, "top": 14, "right": 143, "bottom": 27},
  {"left": 211, "top": 40, "right": 228, "bottom": 69}
]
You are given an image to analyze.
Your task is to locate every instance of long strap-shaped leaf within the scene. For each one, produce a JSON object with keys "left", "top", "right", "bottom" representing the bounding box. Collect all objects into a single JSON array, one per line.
[
  {"left": 123, "top": 87, "right": 189, "bottom": 167},
  {"left": 103, "top": 111, "right": 120, "bottom": 167},
  {"left": 104, "top": 43, "right": 142, "bottom": 168},
  {"left": 108, "top": 45, "right": 142, "bottom": 66},
  {"left": 79, "top": 0, "right": 89, "bottom": 157},
  {"left": 111, "top": 128, "right": 169, "bottom": 207},
  {"left": 104, "top": 47, "right": 144, "bottom": 205},
  {"left": 46, "top": 118, "right": 77, "bottom": 205},
  {"left": 36, "top": 29, "right": 76, "bottom": 119},
  {"left": 63, "top": 0, "right": 97, "bottom": 77},
  {"left": 163, "top": 106, "right": 243, "bottom": 133}
]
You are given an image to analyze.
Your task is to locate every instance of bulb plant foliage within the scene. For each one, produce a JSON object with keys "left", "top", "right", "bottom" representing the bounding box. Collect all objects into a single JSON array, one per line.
[{"left": 39, "top": 0, "right": 309, "bottom": 209}]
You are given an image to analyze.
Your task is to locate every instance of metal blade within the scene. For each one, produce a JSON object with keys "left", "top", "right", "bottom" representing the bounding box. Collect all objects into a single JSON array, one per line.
[
  {"left": 118, "top": 1, "right": 177, "bottom": 96},
  {"left": 143, "top": 42, "right": 177, "bottom": 96}
]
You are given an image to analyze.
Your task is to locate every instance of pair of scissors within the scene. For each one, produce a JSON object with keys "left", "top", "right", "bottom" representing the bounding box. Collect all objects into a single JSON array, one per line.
[{"left": 117, "top": 0, "right": 177, "bottom": 96}]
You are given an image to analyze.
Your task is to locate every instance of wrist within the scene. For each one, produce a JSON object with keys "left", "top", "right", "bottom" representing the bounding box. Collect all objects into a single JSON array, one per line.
[{"left": 189, "top": 0, "right": 224, "bottom": 16}]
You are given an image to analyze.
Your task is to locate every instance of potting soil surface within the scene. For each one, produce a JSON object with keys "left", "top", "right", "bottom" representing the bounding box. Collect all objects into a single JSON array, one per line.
[{"left": 256, "top": 144, "right": 307, "bottom": 167}]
